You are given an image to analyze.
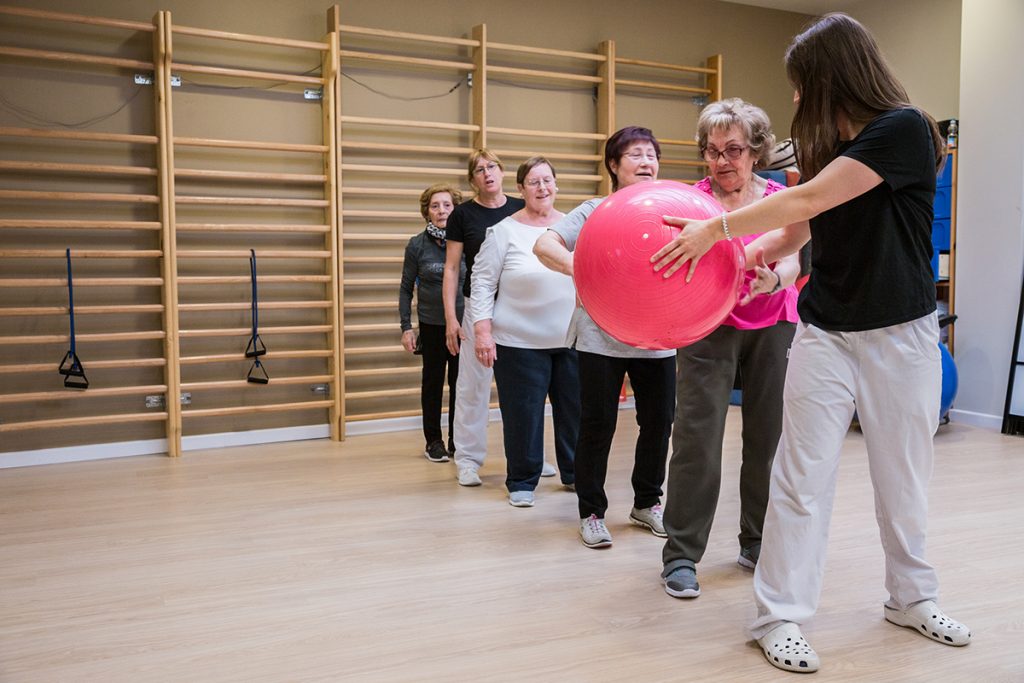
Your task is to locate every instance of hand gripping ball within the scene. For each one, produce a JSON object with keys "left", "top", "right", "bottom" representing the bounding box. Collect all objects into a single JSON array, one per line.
[{"left": 573, "top": 180, "right": 744, "bottom": 350}]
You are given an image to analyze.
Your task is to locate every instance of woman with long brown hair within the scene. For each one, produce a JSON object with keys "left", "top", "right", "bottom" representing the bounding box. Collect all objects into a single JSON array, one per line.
[{"left": 653, "top": 12, "right": 969, "bottom": 674}]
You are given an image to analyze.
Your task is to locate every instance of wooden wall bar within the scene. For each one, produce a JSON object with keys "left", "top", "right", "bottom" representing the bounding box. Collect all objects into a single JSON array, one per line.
[{"left": 0, "top": 2, "right": 719, "bottom": 460}]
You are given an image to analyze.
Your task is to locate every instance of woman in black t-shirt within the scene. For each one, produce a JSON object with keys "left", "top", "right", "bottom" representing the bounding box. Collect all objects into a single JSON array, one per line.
[{"left": 653, "top": 12, "right": 969, "bottom": 674}]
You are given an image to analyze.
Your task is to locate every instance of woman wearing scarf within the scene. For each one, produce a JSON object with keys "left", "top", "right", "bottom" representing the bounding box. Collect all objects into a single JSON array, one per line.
[{"left": 399, "top": 182, "right": 465, "bottom": 462}]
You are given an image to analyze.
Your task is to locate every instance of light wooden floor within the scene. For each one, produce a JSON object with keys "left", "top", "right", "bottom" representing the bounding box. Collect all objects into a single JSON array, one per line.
[{"left": 2, "top": 409, "right": 1023, "bottom": 682}]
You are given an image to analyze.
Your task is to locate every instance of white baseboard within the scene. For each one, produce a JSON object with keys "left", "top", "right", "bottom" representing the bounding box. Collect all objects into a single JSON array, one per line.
[
  {"left": 947, "top": 408, "right": 1002, "bottom": 431},
  {"left": 182, "top": 424, "right": 331, "bottom": 452},
  {"left": 1, "top": 424, "right": 330, "bottom": 469},
  {"left": 0, "top": 438, "right": 170, "bottom": 469},
  {"left": 345, "top": 407, "right": 503, "bottom": 437},
  {"left": 2, "top": 399, "right": 640, "bottom": 469}
]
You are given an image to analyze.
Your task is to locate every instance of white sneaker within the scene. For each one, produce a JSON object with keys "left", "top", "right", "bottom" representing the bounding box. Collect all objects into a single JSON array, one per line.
[
  {"left": 457, "top": 467, "right": 482, "bottom": 487},
  {"left": 579, "top": 514, "right": 613, "bottom": 548},
  {"left": 508, "top": 491, "right": 535, "bottom": 507},
  {"left": 629, "top": 504, "right": 666, "bottom": 537},
  {"left": 541, "top": 462, "right": 557, "bottom": 477}
]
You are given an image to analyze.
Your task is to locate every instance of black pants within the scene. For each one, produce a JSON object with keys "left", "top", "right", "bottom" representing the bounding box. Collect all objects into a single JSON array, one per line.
[
  {"left": 419, "top": 323, "right": 458, "bottom": 448},
  {"left": 575, "top": 351, "right": 676, "bottom": 519},
  {"left": 662, "top": 321, "right": 795, "bottom": 573}
]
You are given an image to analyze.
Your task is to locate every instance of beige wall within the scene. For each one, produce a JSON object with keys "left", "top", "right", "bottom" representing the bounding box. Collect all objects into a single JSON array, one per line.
[
  {"left": 843, "top": 0, "right": 961, "bottom": 119},
  {"left": 1, "top": 0, "right": 813, "bottom": 455},
  {"left": 3, "top": 0, "right": 810, "bottom": 135}
]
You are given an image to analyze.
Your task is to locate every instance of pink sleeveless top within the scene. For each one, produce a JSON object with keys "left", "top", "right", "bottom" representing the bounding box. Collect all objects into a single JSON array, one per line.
[{"left": 695, "top": 177, "right": 799, "bottom": 330}]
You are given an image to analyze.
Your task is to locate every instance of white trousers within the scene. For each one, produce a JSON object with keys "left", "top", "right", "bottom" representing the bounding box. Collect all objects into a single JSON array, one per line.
[
  {"left": 452, "top": 320, "right": 493, "bottom": 470},
  {"left": 750, "top": 313, "right": 941, "bottom": 639}
]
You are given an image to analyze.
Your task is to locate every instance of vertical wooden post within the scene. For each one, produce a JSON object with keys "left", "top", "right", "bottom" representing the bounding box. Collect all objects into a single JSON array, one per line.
[
  {"left": 154, "top": 10, "right": 181, "bottom": 457},
  {"left": 326, "top": 5, "right": 346, "bottom": 439},
  {"left": 597, "top": 39, "right": 615, "bottom": 196},
  {"left": 471, "top": 24, "right": 487, "bottom": 150},
  {"left": 322, "top": 30, "right": 344, "bottom": 441},
  {"left": 705, "top": 54, "right": 722, "bottom": 103}
]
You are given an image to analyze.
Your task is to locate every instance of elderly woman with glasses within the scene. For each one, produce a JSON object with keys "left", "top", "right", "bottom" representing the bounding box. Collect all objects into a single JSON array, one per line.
[
  {"left": 470, "top": 157, "right": 579, "bottom": 507},
  {"left": 534, "top": 126, "right": 676, "bottom": 546},
  {"left": 658, "top": 98, "right": 800, "bottom": 601},
  {"left": 443, "top": 149, "right": 526, "bottom": 487}
]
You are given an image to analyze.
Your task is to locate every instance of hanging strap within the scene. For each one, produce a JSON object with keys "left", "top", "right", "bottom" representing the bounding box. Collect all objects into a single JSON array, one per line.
[
  {"left": 246, "top": 249, "right": 268, "bottom": 383},
  {"left": 58, "top": 248, "right": 89, "bottom": 389}
]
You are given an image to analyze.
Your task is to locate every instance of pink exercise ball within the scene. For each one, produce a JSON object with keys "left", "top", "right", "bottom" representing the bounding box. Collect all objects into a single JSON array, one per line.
[{"left": 574, "top": 180, "right": 744, "bottom": 350}]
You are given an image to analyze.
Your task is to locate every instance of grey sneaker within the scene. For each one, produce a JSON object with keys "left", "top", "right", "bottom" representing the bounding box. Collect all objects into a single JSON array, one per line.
[
  {"left": 424, "top": 440, "right": 449, "bottom": 463},
  {"left": 508, "top": 491, "right": 535, "bottom": 507},
  {"left": 629, "top": 504, "right": 667, "bottom": 537},
  {"left": 457, "top": 467, "right": 482, "bottom": 487},
  {"left": 738, "top": 543, "right": 761, "bottom": 570},
  {"left": 541, "top": 462, "right": 557, "bottom": 477},
  {"left": 664, "top": 566, "right": 701, "bottom": 598},
  {"left": 579, "top": 514, "right": 613, "bottom": 548}
]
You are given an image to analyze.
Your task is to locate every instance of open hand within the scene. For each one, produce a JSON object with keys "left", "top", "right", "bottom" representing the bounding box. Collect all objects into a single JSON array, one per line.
[
  {"left": 739, "top": 248, "right": 778, "bottom": 305},
  {"left": 651, "top": 216, "right": 718, "bottom": 281}
]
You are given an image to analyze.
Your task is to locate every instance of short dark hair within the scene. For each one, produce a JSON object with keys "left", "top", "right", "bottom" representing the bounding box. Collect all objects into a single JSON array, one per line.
[{"left": 605, "top": 126, "right": 660, "bottom": 191}]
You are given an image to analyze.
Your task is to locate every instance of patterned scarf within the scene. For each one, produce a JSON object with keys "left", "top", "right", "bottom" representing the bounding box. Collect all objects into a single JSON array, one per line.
[{"left": 425, "top": 221, "right": 446, "bottom": 246}]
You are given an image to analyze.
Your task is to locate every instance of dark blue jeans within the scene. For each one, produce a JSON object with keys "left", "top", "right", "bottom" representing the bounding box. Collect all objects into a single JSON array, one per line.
[{"left": 493, "top": 344, "right": 580, "bottom": 492}]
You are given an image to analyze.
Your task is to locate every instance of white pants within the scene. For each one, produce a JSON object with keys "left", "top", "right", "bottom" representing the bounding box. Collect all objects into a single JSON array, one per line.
[
  {"left": 453, "top": 320, "right": 493, "bottom": 470},
  {"left": 750, "top": 314, "right": 941, "bottom": 639}
]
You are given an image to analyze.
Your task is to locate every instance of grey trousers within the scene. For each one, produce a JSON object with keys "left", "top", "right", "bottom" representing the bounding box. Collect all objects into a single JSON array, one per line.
[{"left": 662, "top": 321, "right": 795, "bottom": 575}]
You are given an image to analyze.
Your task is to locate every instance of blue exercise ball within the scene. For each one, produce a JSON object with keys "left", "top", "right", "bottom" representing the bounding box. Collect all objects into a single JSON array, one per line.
[{"left": 939, "top": 342, "right": 958, "bottom": 420}]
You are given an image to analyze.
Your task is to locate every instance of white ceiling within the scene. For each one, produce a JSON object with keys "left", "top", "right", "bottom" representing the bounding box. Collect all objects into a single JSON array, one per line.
[{"left": 716, "top": 0, "right": 854, "bottom": 15}]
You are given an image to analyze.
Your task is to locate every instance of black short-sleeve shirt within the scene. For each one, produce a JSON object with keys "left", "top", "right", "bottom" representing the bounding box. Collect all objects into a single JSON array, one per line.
[
  {"left": 799, "top": 108, "right": 938, "bottom": 331},
  {"left": 445, "top": 196, "right": 525, "bottom": 297}
]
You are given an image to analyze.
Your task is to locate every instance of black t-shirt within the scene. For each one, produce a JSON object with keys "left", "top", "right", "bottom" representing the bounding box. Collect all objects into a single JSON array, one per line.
[
  {"left": 445, "top": 196, "right": 525, "bottom": 297},
  {"left": 799, "top": 108, "right": 938, "bottom": 331}
]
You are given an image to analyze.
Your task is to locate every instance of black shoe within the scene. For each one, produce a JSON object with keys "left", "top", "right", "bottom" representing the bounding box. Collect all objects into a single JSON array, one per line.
[
  {"left": 447, "top": 442, "right": 456, "bottom": 458},
  {"left": 424, "top": 440, "right": 450, "bottom": 463},
  {"left": 738, "top": 543, "right": 760, "bottom": 570}
]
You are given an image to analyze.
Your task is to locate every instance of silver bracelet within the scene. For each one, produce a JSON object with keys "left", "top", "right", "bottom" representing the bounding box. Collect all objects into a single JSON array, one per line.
[{"left": 720, "top": 212, "right": 733, "bottom": 241}]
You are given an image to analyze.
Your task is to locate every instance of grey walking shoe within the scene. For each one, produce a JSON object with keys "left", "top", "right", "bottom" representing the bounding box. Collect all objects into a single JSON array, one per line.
[{"left": 663, "top": 566, "right": 700, "bottom": 598}]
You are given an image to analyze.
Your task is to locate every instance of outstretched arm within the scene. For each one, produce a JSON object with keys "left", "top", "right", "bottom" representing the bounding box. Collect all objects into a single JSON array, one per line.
[{"left": 651, "top": 156, "right": 883, "bottom": 280}]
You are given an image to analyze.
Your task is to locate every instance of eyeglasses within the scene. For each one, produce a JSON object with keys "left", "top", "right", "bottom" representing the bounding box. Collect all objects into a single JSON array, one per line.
[
  {"left": 702, "top": 145, "right": 749, "bottom": 163},
  {"left": 473, "top": 162, "right": 499, "bottom": 176},
  {"left": 524, "top": 177, "right": 556, "bottom": 188},
  {"left": 623, "top": 151, "right": 658, "bottom": 163}
]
